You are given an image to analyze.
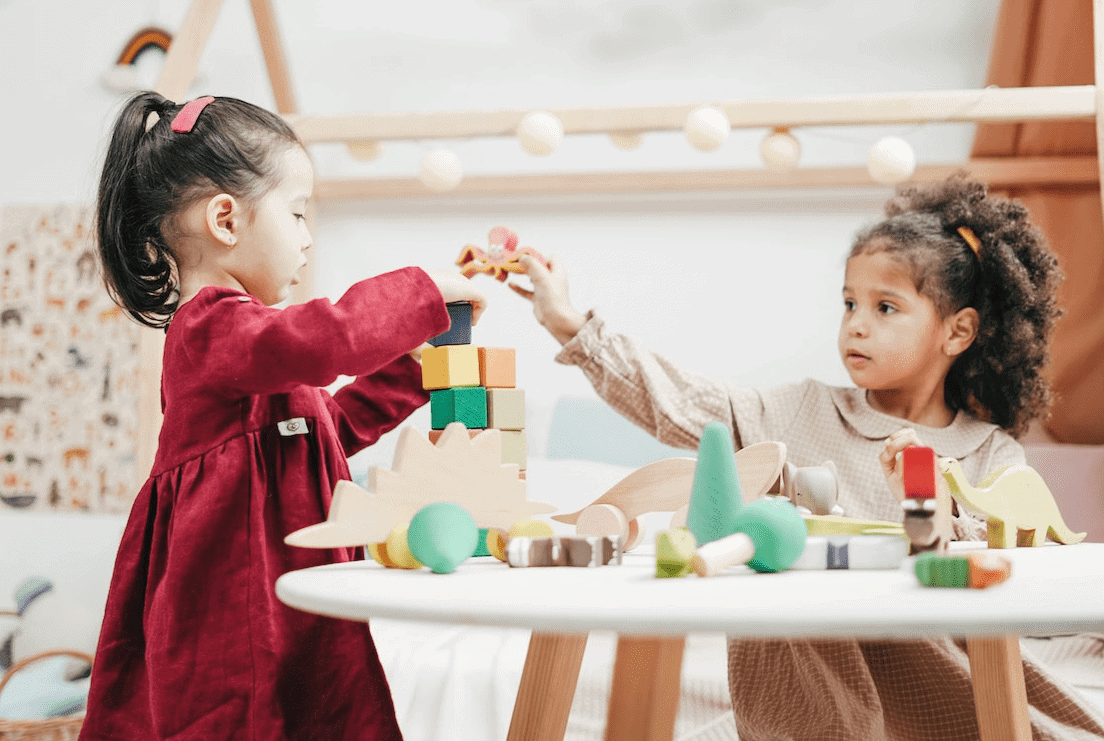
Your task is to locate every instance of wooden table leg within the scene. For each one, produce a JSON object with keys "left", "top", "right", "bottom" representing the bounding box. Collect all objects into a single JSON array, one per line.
[
  {"left": 605, "top": 635, "right": 686, "bottom": 741},
  {"left": 966, "top": 635, "right": 1031, "bottom": 741},
  {"left": 507, "top": 632, "right": 589, "bottom": 741}
]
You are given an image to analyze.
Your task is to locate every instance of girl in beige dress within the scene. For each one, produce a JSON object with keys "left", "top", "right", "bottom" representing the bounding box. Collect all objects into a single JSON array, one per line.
[{"left": 512, "top": 175, "right": 1104, "bottom": 741}]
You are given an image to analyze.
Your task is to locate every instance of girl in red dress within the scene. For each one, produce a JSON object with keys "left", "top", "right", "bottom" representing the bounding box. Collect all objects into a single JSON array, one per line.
[{"left": 80, "top": 92, "right": 486, "bottom": 741}]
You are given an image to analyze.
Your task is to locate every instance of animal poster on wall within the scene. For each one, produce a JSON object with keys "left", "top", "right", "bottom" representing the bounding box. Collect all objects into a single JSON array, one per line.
[{"left": 0, "top": 204, "right": 141, "bottom": 513}]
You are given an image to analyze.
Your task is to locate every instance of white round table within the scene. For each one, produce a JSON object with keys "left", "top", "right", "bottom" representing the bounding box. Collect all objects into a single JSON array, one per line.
[{"left": 277, "top": 541, "right": 1104, "bottom": 741}]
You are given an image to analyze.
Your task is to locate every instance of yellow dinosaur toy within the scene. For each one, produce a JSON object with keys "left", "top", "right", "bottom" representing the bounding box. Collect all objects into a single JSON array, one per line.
[{"left": 938, "top": 457, "right": 1086, "bottom": 548}]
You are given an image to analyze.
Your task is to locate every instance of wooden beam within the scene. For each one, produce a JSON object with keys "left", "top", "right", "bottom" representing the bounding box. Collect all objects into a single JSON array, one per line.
[
  {"left": 507, "top": 633, "right": 588, "bottom": 741},
  {"left": 288, "top": 86, "right": 1096, "bottom": 144},
  {"left": 312, "top": 156, "right": 1099, "bottom": 200},
  {"left": 605, "top": 636, "right": 685, "bottom": 741},
  {"left": 154, "top": 0, "right": 226, "bottom": 101},
  {"left": 966, "top": 636, "right": 1031, "bottom": 741},
  {"left": 249, "top": 0, "right": 298, "bottom": 114}
]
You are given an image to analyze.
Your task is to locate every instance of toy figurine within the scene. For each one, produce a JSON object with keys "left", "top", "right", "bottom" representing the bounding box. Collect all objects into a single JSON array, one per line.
[
  {"left": 901, "top": 447, "right": 952, "bottom": 556},
  {"left": 455, "top": 226, "right": 550, "bottom": 282}
]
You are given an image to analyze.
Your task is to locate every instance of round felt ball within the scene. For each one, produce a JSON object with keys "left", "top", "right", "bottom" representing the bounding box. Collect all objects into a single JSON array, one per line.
[
  {"left": 408, "top": 502, "right": 479, "bottom": 574},
  {"left": 730, "top": 498, "right": 807, "bottom": 573}
]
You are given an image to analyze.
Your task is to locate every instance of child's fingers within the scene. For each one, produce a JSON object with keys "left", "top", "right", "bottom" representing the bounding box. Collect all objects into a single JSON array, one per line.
[{"left": 508, "top": 282, "right": 534, "bottom": 301}]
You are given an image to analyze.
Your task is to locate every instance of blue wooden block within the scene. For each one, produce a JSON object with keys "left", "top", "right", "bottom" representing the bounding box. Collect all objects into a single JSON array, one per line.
[{"left": 429, "top": 302, "right": 473, "bottom": 346}]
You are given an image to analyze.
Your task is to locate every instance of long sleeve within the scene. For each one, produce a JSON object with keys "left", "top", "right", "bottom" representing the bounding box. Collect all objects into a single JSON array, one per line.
[
  {"left": 171, "top": 267, "right": 449, "bottom": 399},
  {"left": 554, "top": 312, "right": 739, "bottom": 450},
  {"left": 325, "top": 354, "right": 430, "bottom": 457}
]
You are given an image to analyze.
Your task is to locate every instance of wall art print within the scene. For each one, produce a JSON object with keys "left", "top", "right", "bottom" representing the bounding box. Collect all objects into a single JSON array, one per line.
[{"left": 1, "top": 204, "right": 141, "bottom": 513}]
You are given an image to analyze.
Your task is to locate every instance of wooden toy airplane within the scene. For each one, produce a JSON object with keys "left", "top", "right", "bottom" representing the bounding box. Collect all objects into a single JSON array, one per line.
[{"left": 552, "top": 440, "right": 787, "bottom": 551}]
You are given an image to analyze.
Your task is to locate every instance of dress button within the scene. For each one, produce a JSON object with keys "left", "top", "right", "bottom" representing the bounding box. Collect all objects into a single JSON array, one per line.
[{"left": 238, "top": 296, "right": 251, "bottom": 302}]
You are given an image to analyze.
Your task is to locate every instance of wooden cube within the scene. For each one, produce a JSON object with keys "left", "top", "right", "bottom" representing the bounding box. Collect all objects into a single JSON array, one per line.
[
  {"left": 500, "top": 429, "right": 527, "bottom": 468},
  {"left": 430, "top": 387, "right": 487, "bottom": 429},
  {"left": 487, "top": 388, "right": 525, "bottom": 430},
  {"left": 428, "top": 302, "right": 473, "bottom": 347},
  {"left": 902, "top": 446, "right": 937, "bottom": 499},
  {"left": 478, "top": 347, "right": 516, "bottom": 388},
  {"left": 422, "top": 345, "right": 480, "bottom": 390}
]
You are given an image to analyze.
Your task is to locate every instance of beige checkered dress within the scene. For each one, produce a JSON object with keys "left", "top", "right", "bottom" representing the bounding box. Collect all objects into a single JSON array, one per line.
[{"left": 556, "top": 313, "right": 1104, "bottom": 741}]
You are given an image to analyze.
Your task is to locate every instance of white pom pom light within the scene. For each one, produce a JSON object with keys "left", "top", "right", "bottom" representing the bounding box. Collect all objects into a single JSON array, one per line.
[
  {"left": 517, "top": 111, "right": 564, "bottom": 156},
  {"left": 759, "top": 128, "right": 801, "bottom": 172},
  {"left": 684, "top": 106, "right": 730, "bottom": 151},
  {"left": 419, "top": 149, "right": 463, "bottom": 192},
  {"left": 867, "top": 137, "right": 916, "bottom": 184}
]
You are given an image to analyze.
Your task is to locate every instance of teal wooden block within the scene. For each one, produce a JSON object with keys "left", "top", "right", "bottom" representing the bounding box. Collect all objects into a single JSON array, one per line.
[
  {"left": 686, "top": 421, "right": 743, "bottom": 546},
  {"left": 430, "top": 387, "right": 488, "bottom": 430}
]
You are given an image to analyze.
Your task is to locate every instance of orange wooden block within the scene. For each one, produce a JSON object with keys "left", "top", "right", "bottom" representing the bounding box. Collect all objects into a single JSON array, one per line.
[
  {"left": 429, "top": 428, "right": 482, "bottom": 445},
  {"left": 478, "top": 347, "right": 516, "bottom": 388}
]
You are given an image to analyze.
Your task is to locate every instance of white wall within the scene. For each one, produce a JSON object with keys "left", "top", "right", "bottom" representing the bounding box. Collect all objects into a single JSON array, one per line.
[{"left": 1, "top": 0, "right": 1000, "bottom": 515}]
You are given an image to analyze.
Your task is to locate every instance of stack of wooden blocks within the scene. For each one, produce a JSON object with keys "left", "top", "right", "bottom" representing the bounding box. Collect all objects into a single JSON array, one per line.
[{"left": 422, "top": 302, "right": 528, "bottom": 475}]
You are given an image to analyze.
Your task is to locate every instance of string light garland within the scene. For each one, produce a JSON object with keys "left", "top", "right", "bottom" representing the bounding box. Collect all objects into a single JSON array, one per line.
[
  {"left": 516, "top": 111, "right": 564, "bottom": 156},
  {"left": 419, "top": 149, "right": 463, "bottom": 191},
  {"left": 683, "top": 106, "right": 730, "bottom": 151},
  {"left": 759, "top": 128, "right": 802, "bottom": 172}
]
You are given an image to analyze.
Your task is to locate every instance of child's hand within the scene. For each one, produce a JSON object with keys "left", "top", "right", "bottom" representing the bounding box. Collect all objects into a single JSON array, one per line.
[
  {"left": 880, "top": 428, "right": 925, "bottom": 503},
  {"left": 423, "top": 269, "right": 488, "bottom": 325},
  {"left": 509, "top": 254, "right": 587, "bottom": 346},
  {"left": 408, "top": 342, "right": 430, "bottom": 363}
]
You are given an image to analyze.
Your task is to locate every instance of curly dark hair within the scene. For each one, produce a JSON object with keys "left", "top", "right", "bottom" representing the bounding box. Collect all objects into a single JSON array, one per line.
[
  {"left": 848, "top": 174, "right": 1063, "bottom": 438},
  {"left": 96, "top": 92, "right": 302, "bottom": 328}
]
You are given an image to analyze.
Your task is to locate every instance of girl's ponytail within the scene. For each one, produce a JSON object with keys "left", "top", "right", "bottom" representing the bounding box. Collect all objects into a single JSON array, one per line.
[
  {"left": 97, "top": 92, "right": 180, "bottom": 328},
  {"left": 95, "top": 91, "right": 300, "bottom": 328}
]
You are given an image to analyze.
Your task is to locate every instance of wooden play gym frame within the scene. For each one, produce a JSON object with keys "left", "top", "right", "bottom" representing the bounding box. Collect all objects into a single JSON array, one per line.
[{"left": 129, "top": 2, "right": 1104, "bottom": 740}]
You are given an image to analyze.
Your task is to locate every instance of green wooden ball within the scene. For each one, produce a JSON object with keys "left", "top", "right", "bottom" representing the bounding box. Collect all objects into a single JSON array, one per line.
[
  {"left": 407, "top": 502, "right": 479, "bottom": 574},
  {"left": 731, "top": 498, "right": 807, "bottom": 573}
]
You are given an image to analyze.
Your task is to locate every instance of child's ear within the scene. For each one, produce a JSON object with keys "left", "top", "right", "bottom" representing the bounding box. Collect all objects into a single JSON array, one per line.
[
  {"left": 945, "top": 306, "right": 979, "bottom": 355},
  {"left": 205, "top": 193, "right": 241, "bottom": 248}
]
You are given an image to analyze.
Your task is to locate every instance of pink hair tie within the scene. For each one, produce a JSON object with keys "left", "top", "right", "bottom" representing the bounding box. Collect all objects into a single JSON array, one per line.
[{"left": 171, "top": 96, "right": 215, "bottom": 133}]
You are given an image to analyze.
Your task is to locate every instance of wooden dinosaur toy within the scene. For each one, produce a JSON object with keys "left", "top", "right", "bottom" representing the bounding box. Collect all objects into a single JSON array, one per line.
[
  {"left": 938, "top": 457, "right": 1087, "bottom": 549},
  {"left": 553, "top": 440, "right": 786, "bottom": 551}
]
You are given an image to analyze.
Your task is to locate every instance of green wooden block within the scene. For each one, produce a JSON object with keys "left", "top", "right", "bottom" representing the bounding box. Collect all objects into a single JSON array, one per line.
[
  {"left": 686, "top": 421, "right": 743, "bottom": 547},
  {"left": 473, "top": 528, "right": 492, "bottom": 557},
  {"left": 914, "top": 552, "right": 971, "bottom": 588},
  {"left": 430, "top": 387, "right": 488, "bottom": 430}
]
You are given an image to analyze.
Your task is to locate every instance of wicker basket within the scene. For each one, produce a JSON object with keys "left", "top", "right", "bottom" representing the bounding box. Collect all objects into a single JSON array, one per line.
[{"left": 0, "top": 611, "right": 91, "bottom": 741}]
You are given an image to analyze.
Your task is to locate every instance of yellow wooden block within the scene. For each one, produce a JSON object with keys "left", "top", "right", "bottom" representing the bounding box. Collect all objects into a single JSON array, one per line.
[
  {"left": 421, "top": 345, "right": 480, "bottom": 390},
  {"left": 478, "top": 347, "right": 516, "bottom": 388},
  {"left": 500, "top": 429, "right": 527, "bottom": 468},
  {"left": 487, "top": 529, "right": 508, "bottom": 561},
  {"left": 509, "top": 519, "right": 554, "bottom": 539},
  {"left": 487, "top": 388, "right": 526, "bottom": 430}
]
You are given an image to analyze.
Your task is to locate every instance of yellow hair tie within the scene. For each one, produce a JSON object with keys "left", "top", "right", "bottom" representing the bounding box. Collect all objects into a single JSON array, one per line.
[{"left": 957, "top": 226, "right": 982, "bottom": 258}]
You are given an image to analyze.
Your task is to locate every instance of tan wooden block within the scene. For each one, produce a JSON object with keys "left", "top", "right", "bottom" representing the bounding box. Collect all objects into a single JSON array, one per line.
[
  {"left": 500, "top": 429, "right": 527, "bottom": 468},
  {"left": 478, "top": 347, "right": 516, "bottom": 388},
  {"left": 487, "top": 388, "right": 526, "bottom": 430},
  {"left": 421, "top": 345, "right": 480, "bottom": 390}
]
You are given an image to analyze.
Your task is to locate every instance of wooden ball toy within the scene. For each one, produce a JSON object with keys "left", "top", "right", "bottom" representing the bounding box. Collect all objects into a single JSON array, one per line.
[
  {"left": 385, "top": 524, "right": 423, "bottom": 570},
  {"left": 485, "top": 518, "right": 557, "bottom": 562},
  {"left": 407, "top": 502, "right": 479, "bottom": 574},
  {"left": 759, "top": 128, "right": 801, "bottom": 172},
  {"left": 684, "top": 106, "right": 730, "bottom": 151},
  {"left": 867, "top": 137, "right": 916, "bottom": 184},
  {"left": 517, "top": 111, "right": 564, "bottom": 156},
  {"left": 366, "top": 542, "right": 394, "bottom": 567},
  {"left": 691, "top": 498, "right": 806, "bottom": 576},
  {"left": 419, "top": 149, "right": 463, "bottom": 192},
  {"left": 609, "top": 131, "right": 643, "bottom": 150}
]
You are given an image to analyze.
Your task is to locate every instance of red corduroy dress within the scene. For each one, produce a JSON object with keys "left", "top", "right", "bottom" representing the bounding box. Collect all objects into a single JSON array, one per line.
[{"left": 79, "top": 267, "right": 449, "bottom": 741}]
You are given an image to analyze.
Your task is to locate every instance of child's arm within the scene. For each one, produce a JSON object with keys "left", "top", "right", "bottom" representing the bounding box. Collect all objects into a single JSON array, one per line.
[
  {"left": 181, "top": 267, "right": 452, "bottom": 396},
  {"left": 324, "top": 355, "right": 430, "bottom": 456}
]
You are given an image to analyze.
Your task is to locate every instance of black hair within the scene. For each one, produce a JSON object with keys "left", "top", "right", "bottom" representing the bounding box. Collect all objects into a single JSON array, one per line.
[
  {"left": 96, "top": 92, "right": 302, "bottom": 328},
  {"left": 849, "top": 173, "right": 1063, "bottom": 438}
]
